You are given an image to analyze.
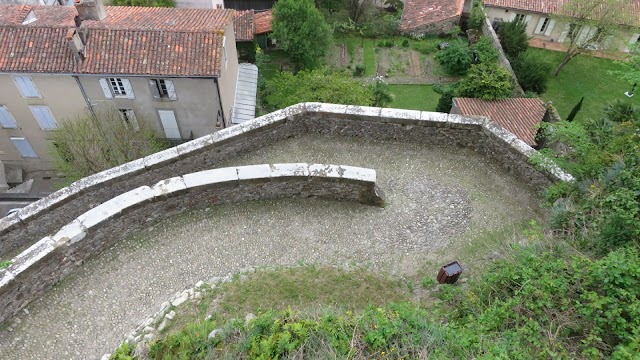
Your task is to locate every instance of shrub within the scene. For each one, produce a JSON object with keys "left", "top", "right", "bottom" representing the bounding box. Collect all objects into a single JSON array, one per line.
[
  {"left": 473, "top": 36, "right": 499, "bottom": 64},
  {"left": 456, "top": 63, "right": 512, "bottom": 100},
  {"left": 401, "top": 39, "right": 410, "bottom": 47},
  {"left": 353, "top": 64, "right": 366, "bottom": 77},
  {"left": 372, "top": 80, "right": 394, "bottom": 107},
  {"left": 433, "top": 83, "right": 458, "bottom": 113},
  {"left": 511, "top": 50, "right": 552, "bottom": 94},
  {"left": 435, "top": 39, "right": 473, "bottom": 76},
  {"left": 468, "top": 0, "right": 485, "bottom": 30},
  {"left": 498, "top": 19, "right": 529, "bottom": 59},
  {"left": 411, "top": 41, "right": 437, "bottom": 55},
  {"left": 361, "top": 13, "right": 400, "bottom": 38}
]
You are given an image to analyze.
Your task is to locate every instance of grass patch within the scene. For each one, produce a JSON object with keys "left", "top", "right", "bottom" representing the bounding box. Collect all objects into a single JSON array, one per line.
[
  {"left": 532, "top": 48, "right": 640, "bottom": 122},
  {"left": 218, "top": 265, "right": 412, "bottom": 318},
  {"left": 388, "top": 84, "right": 439, "bottom": 111},
  {"left": 258, "top": 49, "right": 293, "bottom": 81},
  {"left": 363, "top": 39, "right": 376, "bottom": 76},
  {"left": 0, "top": 260, "right": 11, "bottom": 270}
]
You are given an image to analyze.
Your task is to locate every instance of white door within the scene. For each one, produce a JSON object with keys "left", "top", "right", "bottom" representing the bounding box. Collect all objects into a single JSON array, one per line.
[{"left": 158, "top": 110, "right": 181, "bottom": 139}]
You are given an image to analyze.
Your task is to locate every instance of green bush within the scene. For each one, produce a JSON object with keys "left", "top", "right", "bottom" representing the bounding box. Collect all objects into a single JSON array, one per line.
[
  {"left": 468, "top": 1, "right": 485, "bottom": 30},
  {"left": 372, "top": 80, "right": 394, "bottom": 107},
  {"left": 456, "top": 63, "right": 512, "bottom": 100},
  {"left": 512, "top": 50, "right": 552, "bottom": 94},
  {"left": 401, "top": 39, "right": 410, "bottom": 47},
  {"left": 498, "top": 19, "right": 529, "bottom": 59},
  {"left": 473, "top": 36, "right": 499, "bottom": 64},
  {"left": 435, "top": 39, "right": 473, "bottom": 76},
  {"left": 361, "top": 13, "right": 400, "bottom": 38},
  {"left": 353, "top": 64, "right": 366, "bottom": 77},
  {"left": 411, "top": 41, "right": 438, "bottom": 55},
  {"left": 433, "top": 83, "right": 458, "bottom": 113}
]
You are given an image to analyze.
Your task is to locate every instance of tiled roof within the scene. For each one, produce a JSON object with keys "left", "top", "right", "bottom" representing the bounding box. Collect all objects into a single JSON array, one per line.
[
  {"left": 0, "top": 5, "right": 77, "bottom": 26},
  {"left": 254, "top": 9, "right": 272, "bottom": 34},
  {"left": 234, "top": 9, "right": 254, "bottom": 41},
  {"left": 453, "top": 97, "right": 546, "bottom": 146},
  {"left": 400, "top": 0, "right": 464, "bottom": 31},
  {"left": 0, "top": 5, "right": 234, "bottom": 77},
  {"left": 483, "top": 0, "right": 640, "bottom": 27}
]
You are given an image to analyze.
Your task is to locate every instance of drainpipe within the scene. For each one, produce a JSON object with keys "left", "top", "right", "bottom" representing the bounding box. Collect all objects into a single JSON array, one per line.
[
  {"left": 214, "top": 77, "right": 226, "bottom": 128},
  {"left": 74, "top": 75, "right": 95, "bottom": 117}
]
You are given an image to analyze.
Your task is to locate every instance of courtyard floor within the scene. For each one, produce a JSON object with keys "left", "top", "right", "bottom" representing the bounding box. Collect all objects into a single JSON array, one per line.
[{"left": 0, "top": 134, "right": 542, "bottom": 359}]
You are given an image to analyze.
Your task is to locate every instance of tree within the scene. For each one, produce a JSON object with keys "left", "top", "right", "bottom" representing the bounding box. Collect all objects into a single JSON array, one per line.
[
  {"left": 263, "top": 69, "right": 375, "bottom": 109},
  {"left": 456, "top": 63, "right": 513, "bottom": 100},
  {"left": 552, "top": 0, "right": 631, "bottom": 76},
  {"left": 511, "top": 50, "right": 553, "bottom": 94},
  {"left": 110, "top": 0, "right": 174, "bottom": 6},
  {"left": 49, "top": 108, "right": 167, "bottom": 182},
  {"left": 433, "top": 83, "right": 458, "bottom": 113},
  {"left": 347, "top": 0, "right": 375, "bottom": 23},
  {"left": 566, "top": 97, "right": 584, "bottom": 121},
  {"left": 468, "top": 0, "right": 485, "bottom": 30},
  {"left": 271, "top": 0, "right": 332, "bottom": 70},
  {"left": 473, "top": 36, "right": 499, "bottom": 64},
  {"left": 497, "top": 19, "right": 529, "bottom": 59},
  {"left": 372, "top": 80, "right": 394, "bottom": 107},
  {"left": 435, "top": 39, "right": 473, "bottom": 76}
]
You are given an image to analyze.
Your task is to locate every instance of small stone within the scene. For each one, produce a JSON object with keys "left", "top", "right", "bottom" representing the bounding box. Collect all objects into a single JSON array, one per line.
[
  {"left": 143, "top": 318, "right": 154, "bottom": 327},
  {"left": 172, "top": 294, "right": 188, "bottom": 307},
  {"left": 459, "top": 278, "right": 468, "bottom": 283},
  {"left": 240, "top": 275, "right": 248, "bottom": 282},
  {"left": 126, "top": 335, "right": 136, "bottom": 344},
  {"left": 22, "top": 309, "right": 29, "bottom": 315},
  {"left": 134, "top": 335, "right": 142, "bottom": 343},
  {"left": 143, "top": 333, "right": 155, "bottom": 342},
  {"left": 208, "top": 276, "right": 220, "bottom": 284},
  {"left": 205, "top": 314, "right": 212, "bottom": 321},
  {"left": 194, "top": 292, "right": 202, "bottom": 299},
  {"left": 195, "top": 281, "right": 204, "bottom": 288},
  {"left": 165, "top": 311, "right": 176, "bottom": 320},
  {"left": 208, "top": 329, "right": 222, "bottom": 339},
  {"left": 157, "top": 319, "right": 168, "bottom": 332},
  {"left": 143, "top": 326, "right": 154, "bottom": 334},
  {"left": 13, "top": 318, "right": 21, "bottom": 325},
  {"left": 100, "top": 354, "right": 111, "bottom": 360},
  {"left": 245, "top": 313, "right": 256, "bottom": 324},
  {"left": 160, "top": 301, "right": 171, "bottom": 311}
]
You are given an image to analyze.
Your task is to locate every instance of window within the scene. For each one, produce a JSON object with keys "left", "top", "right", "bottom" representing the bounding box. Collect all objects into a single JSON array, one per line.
[
  {"left": 118, "top": 109, "right": 140, "bottom": 131},
  {"left": 515, "top": 14, "right": 526, "bottom": 23},
  {"left": 11, "top": 137, "right": 37, "bottom": 158},
  {"left": 99, "top": 78, "right": 135, "bottom": 99},
  {"left": 534, "top": 17, "right": 556, "bottom": 36},
  {"left": 0, "top": 106, "right": 17, "bottom": 128},
  {"left": 14, "top": 76, "right": 41, "bottom": 98},
  {"left": 149, "top": 79, "right": 177, "bottom": 100},
  {"left": 29, "top": 106, "right": 57, "bottom": 130}
]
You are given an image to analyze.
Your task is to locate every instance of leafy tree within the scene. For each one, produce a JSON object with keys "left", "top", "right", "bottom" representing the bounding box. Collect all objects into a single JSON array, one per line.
[
  {"left": 553, "top": 0, "right": 631, "bottom": 76},
  {"left": 473, "top": 36, "right": 499, "bottom": 64},
  {"left": 49, "top": 108, "right": 167, "bottom": 182},
  {"left": 456, "top": 63, "right": 512, "bottom": 100},
  {"left": 110, "top": 0, "right": 174, "bottom": 6},
  {"left": 497, "top": 19, "right": 528, "bottom": 59},
  {"left": 347, "top": 0, "right": 374, "bottom": 23},
  {"left": 468, "top": 0, "right": 485, "bottom": 30},
  {"left": 435, "top": 39, "right": 473, "bottom": 76},
  {"left": 566, "top": 96, "right": 584, "bottom": 121},
  {"left": 263, "top": 69, "right": 374, "bottom": 109},
  {"left": 372, "top": 80, "right": 394, "bottom": 107},
  {"left": 271, "top": 0, "right": 332, "bottom": 70},
  {"left": 433, "top": 83, "right": 458, "bottom": 113},
  {"left": 511, "top": 50, "right": 553, "bottom": 94}
]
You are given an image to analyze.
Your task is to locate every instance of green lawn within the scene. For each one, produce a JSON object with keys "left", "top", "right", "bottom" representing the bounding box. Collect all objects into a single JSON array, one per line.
[
  {"left": 388, "top": 84, "right": 439, "bottom": 111},
  {"left": 363, "top": 38, "right": 376, "bottom": 76},
  {"left": 533, "top": 48, "right": 640, "bottom": 122}
]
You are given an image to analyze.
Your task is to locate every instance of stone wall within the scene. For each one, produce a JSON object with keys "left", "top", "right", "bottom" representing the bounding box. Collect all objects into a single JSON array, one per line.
[
  {"left": 0, "top": 163, "right": 383, "bottom": 324},
  {"left": 0, "top": 103, "right": 573, "bottom": 260},
  {"left": 479, "top": 8, "right": 525, "bottom": 96}
]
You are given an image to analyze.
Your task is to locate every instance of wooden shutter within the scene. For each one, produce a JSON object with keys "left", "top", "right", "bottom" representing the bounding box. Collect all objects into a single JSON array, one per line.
[
  {"left": 15, "top": 76, "right": 40, "bottom": 98},
  {"left": 11, "top": 137, "right": 37, "bottom": 158},
  {"left": 534, "top": 17, "right": 546, "bottom": 34},
  {"left": 158, "top": 110, "right": 181, "bottom": 139},
  {"left": 30, "top": 106, "right": 57, "bottom": 130},
  {"left": 509, "top": 12, "right": 516, "bottom": 21},
  {"left": 524, "top": 15, "right": 532, "bottom": 26},
  {"left": 558, "top": 23, "right": 571, "bottom": 43},
  {"left": 99, "top": 78, "right": 113, "bottom": 99},
  {"left": 544, "top": 19, "right": 556, "bottom": 36},
  {"left": 165, "top": 80, "right": 177, "bottom": 100},
  {"left": 0, "top": 106, "right": 18, "bottom": 128},
  {"left": 122, "top": 79, "right": 135, "bottom": 99},
  {"left": 149, "top": 80, "right": 161, "bottom": 100}
]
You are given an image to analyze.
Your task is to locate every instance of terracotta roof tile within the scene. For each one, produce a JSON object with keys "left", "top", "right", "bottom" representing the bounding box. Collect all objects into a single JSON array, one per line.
[
  {"left": 234, "top": 9, "right": 254, "bottom": 41},
  {"left": 483, "top": 0, "right": 640, "bottom": 27},
  {"left": 400, "top": 0, "right": 464, "bottom": 31},
  {"left": 254, "top": 9, "right": 272, "bottom": 35},
  {"left": 0, "top": 5, "right": 233, "bottom": 77},
  {"left": 453, "top": 97, "right": 546, "bottom": 145}
]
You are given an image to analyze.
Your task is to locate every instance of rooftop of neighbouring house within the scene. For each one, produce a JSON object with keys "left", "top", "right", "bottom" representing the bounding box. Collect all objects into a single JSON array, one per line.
[
  {"left": 0, "top": 4, "right": 235, "bottom": 76},
  {"left": 452, "top": 97, "right": 546, "bottom": 146},
  {"left": 483, "top": 0, "right": 640, "bottom": 27},
  {"left": 400, "top": 0, "right": 465, "bottom": 32},
  {"left": 234, "top": 9, "right": 255, "bottom": 41},
  {"left": 254, "top": 9, "right": 272, "bottom": 34}
]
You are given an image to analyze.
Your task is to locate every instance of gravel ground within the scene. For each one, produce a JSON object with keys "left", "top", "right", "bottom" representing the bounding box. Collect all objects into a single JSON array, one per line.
[{"left": 0, "top": 135, "right": 542, "bottom": 359}]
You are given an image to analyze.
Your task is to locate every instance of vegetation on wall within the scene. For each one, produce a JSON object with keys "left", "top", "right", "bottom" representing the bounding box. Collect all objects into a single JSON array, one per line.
[
  {"left": 498, "top": 19, "right": 529, "bottom": 60},
  {"left": 468, "top": 0, "right": 485, "bottom": 31},
  {"left": 271, "top": 0, "right": 333, "bottom": 70}
]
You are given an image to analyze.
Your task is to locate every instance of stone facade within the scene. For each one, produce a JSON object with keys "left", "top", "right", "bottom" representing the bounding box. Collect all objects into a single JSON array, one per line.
[{"left": 0, "top": 163, "right": 383, "bottom": 324}]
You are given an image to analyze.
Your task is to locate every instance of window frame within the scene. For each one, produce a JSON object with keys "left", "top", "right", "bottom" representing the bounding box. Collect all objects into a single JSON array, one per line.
[
  {"left": 0, "top": 105, "right": 18, "bottom": 129},
  {"left": 108, "top": 77, "right": 128, "bottom": 97},
  {"left": 13, "top": 76, "right": 41, "bottom": 98},
  {"left": 11, "top": 137, "right": 38, "bottom": 158},
  {"left": 29, "top": 105, "right": 58, "bottom": 130}
]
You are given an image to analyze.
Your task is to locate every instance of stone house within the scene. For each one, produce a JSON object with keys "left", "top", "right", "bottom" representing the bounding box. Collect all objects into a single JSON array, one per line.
[
  {"left": 0, "top": 1, "right": 239, "bottom": 173},
  {"left": 400, "top": 0, "right": 465, "bottom": 35},
  {"left": 483, "top": 0, "right": 640, "bottom": 53}
]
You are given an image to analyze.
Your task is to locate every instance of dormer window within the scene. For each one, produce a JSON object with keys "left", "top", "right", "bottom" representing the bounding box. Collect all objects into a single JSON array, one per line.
[{"left": 22, "top": 11, "right": 37, "bottom": 25}]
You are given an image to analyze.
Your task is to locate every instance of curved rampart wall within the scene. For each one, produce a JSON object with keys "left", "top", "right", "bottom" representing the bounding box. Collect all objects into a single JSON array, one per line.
[
  {"left": 0, "top": 163, "right": 384, "bottom": 324},
  {"left": 0, "top": 103, "right": 573, "bottom": 259}
]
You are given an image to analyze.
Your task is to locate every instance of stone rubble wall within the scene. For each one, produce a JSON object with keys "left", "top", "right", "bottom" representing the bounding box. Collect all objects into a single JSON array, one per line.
[
  {"left": 0, "top": 163, "right": 383, "bottom": 324},
  {"left": 0, "top": 103, "right": 572, "bottom": 260}
]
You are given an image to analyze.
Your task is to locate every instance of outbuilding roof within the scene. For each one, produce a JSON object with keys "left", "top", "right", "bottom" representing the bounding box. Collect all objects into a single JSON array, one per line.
[{"left": 400, "top": 0, "right": 465, "bottom": 32}]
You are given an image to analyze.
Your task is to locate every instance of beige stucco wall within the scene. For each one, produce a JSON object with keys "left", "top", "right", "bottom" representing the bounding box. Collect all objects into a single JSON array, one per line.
[
  {"left": 0, "top": 74, "right": 87, "bottom": 173},
  {"left": 485, "top": 6, "right": 640, "bottom": 53},
  {"left": 77, "top": 75, "right": 222, "bottom": 140},
  {"left": 218, "top": 21, "right": 240, "bottom": 127}
]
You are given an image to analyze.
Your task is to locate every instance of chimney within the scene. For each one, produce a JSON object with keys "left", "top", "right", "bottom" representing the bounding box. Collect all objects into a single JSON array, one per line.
[
  {"left": 74, "top": 0, "right": 106, "bottom": 21},
  {"left": 66, "top": 28, "right": 86, "bottom": 61}
]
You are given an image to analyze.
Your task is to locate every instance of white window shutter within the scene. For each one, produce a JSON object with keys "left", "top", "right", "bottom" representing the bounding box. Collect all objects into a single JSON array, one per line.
[
  {"left": 30, "top": 106, "right": 57, "bottom": 130},
  {"left": 99, "top": 78, "right": 113, "bottom": 99},
  {"left": 524, "top": 15, "right": 532, "bottom": 25},
  {"left": 534, "top": 17, "right": 546, "bottom": 34},
  {"left": 122, "top": 79, "right": 135, "bottom": 99},
  {"left": 558, "top": 23, "right": 571, "bottom": 43},
  {"left": 15, "top": 76, "right": 40, "bottom": 98},
  {"left": 544, "top": 19, "right": 556, "bottom": 36},
  {"left": 128, "top": 110, "right": 140, "bottom": 132},
  {"left": 11, "top": 137, "right": 37, "bottom": 158},
  {"left": 165, "top": 80, "right": 177, "bottom": 100},
  {"left": 509, "top": 12, "right": 516, "bottom": 21},
  {"left": 0, "top": 106, "right": 18, "bottom": 128},
  {"left": 149, "top": 80, "right": 161, "bottom": 100}
]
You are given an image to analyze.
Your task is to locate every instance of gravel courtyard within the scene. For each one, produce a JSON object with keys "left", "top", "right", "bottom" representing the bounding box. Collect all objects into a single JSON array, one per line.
[{"left": 0, "top": 134, "right": 543, "bottom": 359}]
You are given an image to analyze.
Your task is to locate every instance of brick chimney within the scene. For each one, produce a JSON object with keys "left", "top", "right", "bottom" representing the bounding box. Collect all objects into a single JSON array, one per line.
[{"left": 74, "top": 0, "right": 106, "bottom": 21}]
